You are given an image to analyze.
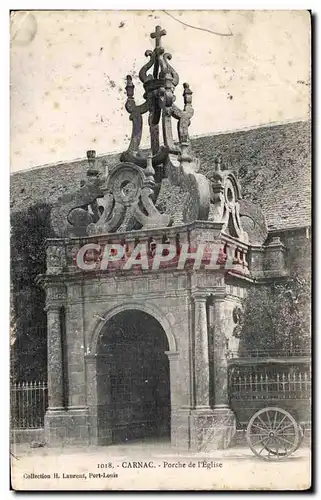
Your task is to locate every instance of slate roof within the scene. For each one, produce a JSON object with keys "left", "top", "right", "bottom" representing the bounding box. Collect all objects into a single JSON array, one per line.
[{"left": 10, "top": 120, "right": 311, "bottom": 231}]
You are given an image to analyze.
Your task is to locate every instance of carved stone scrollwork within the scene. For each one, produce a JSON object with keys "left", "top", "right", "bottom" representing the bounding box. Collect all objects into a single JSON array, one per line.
[
  {"left": 119, "top": 25, "right": 211, "bottom": 227},
  {"left": 182, "top": 172, "right": 211, "bottom": 223},
  {"left": 87, "top": 159, "right": 171, "bottom": 234},
  {"left": 209, "top": 157, "right": 248, "bottom": 243},
  {"left": 50, "top": 150, "right": 104, "bottom": 237},
  {"left": 54, "top": 26, "right": 249, "bottom": 237}
]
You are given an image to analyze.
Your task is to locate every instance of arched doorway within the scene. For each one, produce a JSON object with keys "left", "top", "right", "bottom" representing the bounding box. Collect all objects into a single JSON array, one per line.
[{"left": 96, "top": 310, "right": 171, "bottom": 445}]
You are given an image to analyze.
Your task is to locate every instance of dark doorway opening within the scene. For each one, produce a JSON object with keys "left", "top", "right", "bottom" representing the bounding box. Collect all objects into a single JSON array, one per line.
[{"left": 96, "top": 310, "right": 170, "bottom": 445}]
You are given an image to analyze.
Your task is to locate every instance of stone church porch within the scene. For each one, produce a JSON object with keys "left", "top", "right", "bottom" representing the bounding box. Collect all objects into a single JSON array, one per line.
[{"left": 36, "top": 24, "right": 296, "bottom": 453}]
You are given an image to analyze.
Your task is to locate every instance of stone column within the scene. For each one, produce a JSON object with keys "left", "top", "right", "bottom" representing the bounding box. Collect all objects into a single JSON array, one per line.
[
  {"left": 189, "top": 292, "right": 216, "bottom": 451},
  {"left": 207, "top": 294, "right": 236, "bottom": 449},
  {"left": 193, "top": 293, "right": 210, "bottom": 409},
  {"left": 208, "top": 295, "right": 229, "bottom": 407},
  {"left": 46, "top": 304, "right": 64, "bottom": 410}
]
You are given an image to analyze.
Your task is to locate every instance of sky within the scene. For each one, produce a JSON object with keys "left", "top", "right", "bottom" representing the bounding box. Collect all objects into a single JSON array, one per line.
[{"left": 10, "top": 9, "right": 310, "bottom": 172}]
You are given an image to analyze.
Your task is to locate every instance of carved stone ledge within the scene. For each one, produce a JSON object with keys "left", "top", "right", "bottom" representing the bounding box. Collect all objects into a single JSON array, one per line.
[{"left": 45, "top": 284, "right": 67, "bottom": 304}]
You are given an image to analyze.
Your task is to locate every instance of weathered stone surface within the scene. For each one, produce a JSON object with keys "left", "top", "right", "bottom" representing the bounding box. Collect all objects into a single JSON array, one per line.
[
  {"left": 193, "top": 294, "right": 210, "bottom": 408},
  {"left": 239, "top": 198, "right": 268, "bottom": 245},
  {"left": 44, "top": 409, "right": 90, "bottom": 446},
  {"left": 50, "top": 151, "right": 105, "bottom": 237},
  {"left": 208, "top": 297, "right": 230, "bottom": 407},
  {"left": 46, "top": 306, "right": 64, "bottom": 410},
  {"left": 201, "top": 408, "right": 236, "bottom": 450},
  {"left": 189, "top": 408, "right": 236, "bottom": 451},
  {"left": 41, "top": 219, "right": 252, "bottom": 448},
  {"left": 46, "top": 245, "right": 67, "bottom": 275},
  {"left": 182, "top": 172, "right": 211, "bottom": 223},
  {"left": 264, "top": 235, "right": 288, "bottom": 276}
]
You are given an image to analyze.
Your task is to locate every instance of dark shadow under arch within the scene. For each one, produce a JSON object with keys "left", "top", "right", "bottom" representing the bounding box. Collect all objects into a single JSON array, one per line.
[{"left": 96, "top": 310, "right": 171, "bottom": 445}]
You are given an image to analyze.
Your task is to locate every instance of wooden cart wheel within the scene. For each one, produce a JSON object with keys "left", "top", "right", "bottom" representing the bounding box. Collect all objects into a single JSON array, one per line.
[
  {"left": 265, "top": 423, "right": 304, "bottom": 456},
  {"left": 246, "top": 407, "right": 300, "bottom": 461}
]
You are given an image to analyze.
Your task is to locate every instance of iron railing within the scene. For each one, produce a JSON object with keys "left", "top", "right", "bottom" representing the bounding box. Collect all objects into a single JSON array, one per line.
[
  {"left": 10, "top": 381, "right": 48, "bottom": 429},
  {"left": 230, "top": 368, "right": 311, "bottom": 401},
  {"left": 227, "top": 347, "right": 311, "bottom": 359}
]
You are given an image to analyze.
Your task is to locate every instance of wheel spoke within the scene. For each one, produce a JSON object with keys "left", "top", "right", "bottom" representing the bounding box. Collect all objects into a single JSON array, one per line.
[
  {"left": 266, "top": 443, "right": 280, "bottom": 457},
  {"left": 277, "top": 435, "right": 296, "bottom": 447},
  {"left": 258, "top": 438, "right": 270, "bottom": 455},
  {"left": 273, "top": 410, "right": 278, "bottom": 429},
  {"left": 275, "top": 436, "right": 288, "bottom": 453},
  {"left": 251, "top": 424, "right": 269, "bottom": 434},
  {"left": 248, "top": 408, "right": 298, "bottom": 460},
  {"left": 251, "top": 436, "right": 270, "bottom": 447},
  {"left": 257, "top": 416, "right": 270, "bottom": 430},
  {"left": 274, "top": 415, "right": 288, "bottom": 431},
  {"left": 265, "top": 410, "right": 272, "bottom": 428},
  {"left": 278, "top": 423, "right": 295, "bottom": 432}
]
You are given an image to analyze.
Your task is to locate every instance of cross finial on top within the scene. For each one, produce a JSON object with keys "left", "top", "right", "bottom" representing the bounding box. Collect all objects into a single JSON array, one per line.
[{"left": 151, "top": 25, "right": 166, "bottom": 48}]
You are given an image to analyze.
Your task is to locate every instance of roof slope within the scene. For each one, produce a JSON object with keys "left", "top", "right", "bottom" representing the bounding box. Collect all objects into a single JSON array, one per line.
[{"left": 10, "top": 120, "right": 311, "bottom": 231}]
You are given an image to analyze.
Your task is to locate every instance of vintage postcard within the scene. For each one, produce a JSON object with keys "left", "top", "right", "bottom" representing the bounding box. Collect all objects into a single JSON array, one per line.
[{"left": 10, "top": 9, "right": 311, "bottom": 491}]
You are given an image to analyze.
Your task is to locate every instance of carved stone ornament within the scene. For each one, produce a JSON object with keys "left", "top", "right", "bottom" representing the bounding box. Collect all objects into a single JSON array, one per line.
[
  {"left": 50, "top": 26, "right": 247, "bottom": 238},
  {"left": 232, "top": 306, "right": 245, "bottom": 339},
  {"left": 50, "top": 150, "right": 105, "bottom": 237},
  {"left": 87, "top": 158, "right": 171, "bottom": 233},
  {"left": 208, "top": 156, "right": 248, "bottom": 243},
  {"left": 46, "top": 245, "right": 67, "bottom": 275}
]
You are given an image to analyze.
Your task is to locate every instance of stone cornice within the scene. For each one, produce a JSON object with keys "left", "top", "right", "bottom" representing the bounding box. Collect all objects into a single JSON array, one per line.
[
  {"left": 164, "top": 351, "right": 180, "bottom": 359},
  {"left": 67, "top": 291, "right": 190, "bottom": 305},
  {"left": 191, "top": 286, "right": 226, "bottom": 301},
  {"left": 45, "top": 220, "right": 225, "bottom": 247},
  {"left": 45, "top": 303, "right": 62, "bottom": 312}
]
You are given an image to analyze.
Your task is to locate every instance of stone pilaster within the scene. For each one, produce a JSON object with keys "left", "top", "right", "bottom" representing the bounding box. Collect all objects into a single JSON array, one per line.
[
  {"left": 46, "top": 304, "right": 64, "bottom": 411},
  {"left": 85, "top": 356, "right": 98, "bottom": 444},
  {"left": 66, "top": 284, "right": 87, "bottom": 409},
  {"left": 193, "top": 293, "right": 210, "bottom": 409},
  {"left": 165, "top": 351, "right": 183, "bottom": 447}
]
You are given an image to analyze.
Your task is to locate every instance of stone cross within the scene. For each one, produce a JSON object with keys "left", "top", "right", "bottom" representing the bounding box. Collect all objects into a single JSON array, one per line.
[{"left": 151, "top": 25, "right": 166, "bottom": 48}]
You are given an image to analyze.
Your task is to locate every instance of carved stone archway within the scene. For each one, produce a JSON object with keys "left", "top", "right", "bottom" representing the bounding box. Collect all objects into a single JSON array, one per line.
[
  {"left": 88, "top": 301, "right": 178, "bottom": 355},
  {"left": 85, "top": 302, "right": 179, "bottom": 446}
]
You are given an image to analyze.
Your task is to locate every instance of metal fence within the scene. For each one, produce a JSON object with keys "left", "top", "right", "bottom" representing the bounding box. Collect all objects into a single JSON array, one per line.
[
  {"left": 230, "top": 368, "right": 311, "bottom": 401},
  {"left": 227, "top": 347, "right": 311, "bottom": 359},
  {"left": 10, "top": 381, "right": 48, "bottom": 429}
]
